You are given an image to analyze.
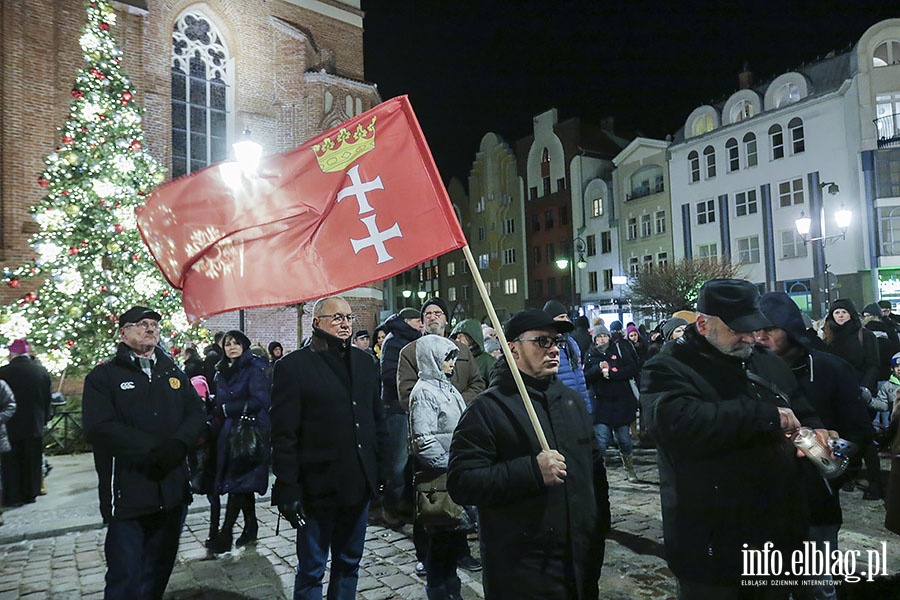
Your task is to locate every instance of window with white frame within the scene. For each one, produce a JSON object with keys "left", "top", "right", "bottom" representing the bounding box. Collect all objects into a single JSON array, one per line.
[
  {"left": 736, "top": 236, "right": 760, "bottom": 264},
  {"left": 697, "top": 243, "right": 718, "bottom": 262},
  {"left": 788, "top": 117, "right": 805, "bottom": 154},
  {"left": 447, "top": 262, "right": 455, "bottom": 276},
  {"left": 726, "top": 138, "right": 739, "bottom": 172},
  {"left": 504, "top": 278, "right": 518, "bottom": 295},
  {"left": 781, "top": 229, "right": 808, "bottom": 259},
  {"left": 731, "top": 99, "right": 754, "bottom": 123},
  {"left": 703, "top": 145, "right": 716, "bottom": 178},
  {"left": 774, "top": 82, "right": 801, "bottom": 108},
  {"left": 504, "top": 219, "right": 515, "bottom": 234},
  {"left": 688, "top": 151, "right": 700, "bottom": 183},
  {"left": 603, "top": 269, "right": 613, "bottom": 291},
  {"left": 769, "top": 124, "right": 785, "bottom": 160},
  {"left": 874, "top": 40, "right": 900, "bottom": 68},
  {"left": 643, "top": 254, "right": 654, "bottom": 271},
  {"left": 503, "top": 248, "right": 516, "bottom": 264},
  {"left": 462, "top": 284, "right": 470, "bottom": 299},
  {"left": 171, "top": 12, "right": 230, "bottom": 178},
  {"left": 628, "top": 257, "right": 640, "bottom": 276},
  {"left": 627, "top": 217, "right": 638, "bottom": 240},
  {"left": 735, "top": 189, "right": 758, "bottom": 216},
  {"left": 477, "top": 226, "right": 485, "bottom": 241},
  {"left": 478, "top": 253, "right": 489, "bottom": 269},
  {"left": 641, "top": 214, "right": 652, "bottom": 237},
  {"left": 448, "top": 287, "right": 457, "bottom": 301},
  {"left": 657, "top": 252, "right": 668, "bottom": 267},
  {"left": 743, "top": 132, "right": 758, "bottom": 167},
  {"left": 696, "top": 199, "right": 716, "bottom": 225},
  {"left": 778, "top": 178, "right": 804, "bottom": 207},
  {"left": 588, "top": 271, "right": 599, "bottom": 293},
  {"left": 655, "top": 210, "right": 666, "bottom": 234},
  {"left": 586, "top": 234, "right": 596, "bottom": 256},
  {"left": 879, "top": 207, "right": 900, "bottom": 256},
  {"left": 877, "top": 93, "right": 900, "bottom": 141},
  {"left": 692, "top": 114, "right": 715, "bottom": 136},
  {"left": 475, "top": 197, "right": 486, "bottom": 213},
  {"left": 461, "top": 260, "right": 469, "bottom": 274},
  {"left": 592, "top": 196, "right": 603, "bottom": 217},
  {"left": 601, "top": 231, "right": 612, "bottom": 253}
]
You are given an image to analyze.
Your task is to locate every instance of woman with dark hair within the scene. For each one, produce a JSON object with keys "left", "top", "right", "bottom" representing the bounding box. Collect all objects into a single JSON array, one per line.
[
  {"left": 182, "top": 346, "right": 204, "bottom": 379},
  {"left": 373, "top": 326, "right": 387, "bottom": 360},
  {"left": 823, "top": 299, "right": 884, "bottom": 500},
  {"left": 209, "top": 330, "right": 271, "bottom": 552}
]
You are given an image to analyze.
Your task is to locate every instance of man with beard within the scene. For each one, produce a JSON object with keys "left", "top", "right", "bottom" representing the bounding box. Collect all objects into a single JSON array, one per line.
[
  {"left": 641, "top": 279, "right": 827, "bottom": 599},
  {"left": 270, "top": 296, "right": 386, "bottom": 600}
]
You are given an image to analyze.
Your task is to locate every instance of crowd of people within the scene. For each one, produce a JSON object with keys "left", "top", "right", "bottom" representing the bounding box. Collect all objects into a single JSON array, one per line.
[{"left": 0, "top": 278, "right": 886, "bottom": 599}]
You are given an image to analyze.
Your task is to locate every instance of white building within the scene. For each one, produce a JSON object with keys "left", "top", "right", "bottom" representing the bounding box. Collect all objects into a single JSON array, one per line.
[{"left": 668, "top": 18, "right": 900, "bottom": 317}]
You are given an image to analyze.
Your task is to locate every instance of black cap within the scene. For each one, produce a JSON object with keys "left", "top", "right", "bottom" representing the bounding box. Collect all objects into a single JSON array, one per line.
[
  {"left": 118, "top": 306, "right": 162, "bottom": 328},
  {"left": 421, "top": 297, "right": 448, "bottom": 318},
  {"left": 354, "top": 330, "right": 370, "bottom": 340},
  {"left": 696, "top": 279, "right": 771, "bottom": 333},
  {"left": 504, "top": 309, "right": 574, "bottom": 341},
  {"left": 398, "top": 308, "right": 421, "bottom": 320}
]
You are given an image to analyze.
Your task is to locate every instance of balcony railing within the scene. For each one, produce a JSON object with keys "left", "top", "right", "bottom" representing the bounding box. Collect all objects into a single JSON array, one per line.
[
  {"left": 626, "top": 182, "right": 665, "bottom": 201},
  {"left": 876, "top": 112, "right": 900, "bottom": 148}
]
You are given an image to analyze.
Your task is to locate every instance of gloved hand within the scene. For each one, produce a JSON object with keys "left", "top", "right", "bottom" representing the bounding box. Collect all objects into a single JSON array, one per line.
[{"left": 278, "top": 500, "right": 306, "bottom": 529}]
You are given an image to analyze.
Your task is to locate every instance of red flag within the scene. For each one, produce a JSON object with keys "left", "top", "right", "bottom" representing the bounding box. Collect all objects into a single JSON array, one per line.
[{"left": 137, "top": 96, "right": 466, "bottom": 320}]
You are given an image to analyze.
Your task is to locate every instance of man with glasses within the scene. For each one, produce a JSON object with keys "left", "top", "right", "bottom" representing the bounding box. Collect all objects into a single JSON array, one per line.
[
  {"left": 270, "top": 296, "right": 386, "bottom": 600},
  {"left": 448, "top": 309, "right": 610, "bottom": 599},
  {"left": 397, "top": 297, "right": 485, "bottom": 574},
  {"left": 641, "top": 279, "right": 826, "bottom": 599},
  {"left": 82, "top": 306, "right": 206, "bottom": 599}
]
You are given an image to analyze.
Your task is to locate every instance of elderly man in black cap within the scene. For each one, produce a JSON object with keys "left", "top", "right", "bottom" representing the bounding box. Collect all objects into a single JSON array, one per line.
[
  {"left": 641, "top": 279, "right": 827, "bottom": 599},
  {"left": 448, "top": 309, "right": 610, "bottom": 600},
  {"left": 82, "top": 306, "right": 205, "bottom": 600},
  {"left": 755, "top": 292, "right": 873, "bottom": 598}
]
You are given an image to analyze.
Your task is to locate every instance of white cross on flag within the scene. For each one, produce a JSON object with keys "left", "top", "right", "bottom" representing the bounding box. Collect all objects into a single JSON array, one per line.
[{"left": 136, "top": 96, "right": 466, "bottom": 320}]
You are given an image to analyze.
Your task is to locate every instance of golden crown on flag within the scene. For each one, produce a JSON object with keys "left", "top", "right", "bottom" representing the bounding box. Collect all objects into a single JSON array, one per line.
[{"left": 313, "top": 116, "right": 377, "bottom": 173}]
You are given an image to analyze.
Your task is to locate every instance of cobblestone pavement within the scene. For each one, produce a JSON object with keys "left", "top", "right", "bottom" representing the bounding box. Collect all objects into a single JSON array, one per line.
[{"left": 0, "top": 450, "right": 895, "bottom": 599}]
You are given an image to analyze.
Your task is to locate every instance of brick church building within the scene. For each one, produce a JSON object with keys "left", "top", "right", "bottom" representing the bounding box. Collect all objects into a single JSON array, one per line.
[{"left": 0, "top": 0, "right": 385, "bottom": 355}]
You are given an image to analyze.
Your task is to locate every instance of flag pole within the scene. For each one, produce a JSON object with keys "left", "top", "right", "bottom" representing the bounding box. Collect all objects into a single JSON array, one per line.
[{"left": 461, "top": 245, "right": 550, "bottom": 452}]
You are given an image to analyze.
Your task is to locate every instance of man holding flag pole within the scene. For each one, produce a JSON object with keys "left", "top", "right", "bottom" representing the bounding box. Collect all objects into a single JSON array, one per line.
[{"left": 137, "top": 95, "right": 606, "bottom": 597}]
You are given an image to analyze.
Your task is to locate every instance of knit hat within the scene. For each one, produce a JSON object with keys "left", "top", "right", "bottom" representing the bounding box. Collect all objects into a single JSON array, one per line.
[
  {"left": 609, "top": 320, "right": 624, "bottom": 332},
  {"left": 828, "top": 298, "right": 859, "bottom": 321},
  {"left": 268, "top": 341, "right": 283, "bottom": 355},
  {"left": 892, "top": 352, "right": 900, "bottom": 368},
  {"left": 879, "top": 300, "right": 893, "bottom": 310},
  {"left": 661, "top": 318, "right": 688, "bottom": 341},
  {"left": 862, "top": 303, "right": 883, "bottom": 318},
  {"left": 593, "top": 324, "right": 611, "bottom": 338},
  {"left": 421, "top": 297, "right": 448, "bottom": 318},
  {"left": 542, "top": 300, "right": 569, "bottom": 320},
  {"left": 626, "top": 324, "right": 639, "bottom": 336},
  {"left": 759, "top": 292, "right": 810, "bottom": 347},
  {"left": 672, "top": 310, "right": 697, "bottom": 324},
  {"left": 8, "top": 338, "right": 30, "bottom": 355}
]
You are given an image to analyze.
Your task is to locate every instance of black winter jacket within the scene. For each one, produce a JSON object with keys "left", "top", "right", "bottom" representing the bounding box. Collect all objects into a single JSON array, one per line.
[
  {"left": 270, "top": 328, "right": 387, "bottom": 510},
  {"left": 379, "top": 313, "right": 422, "bottom": 414},
  {"left": 0, "top": 355, "right": 52, "bottom": 439},
  {"left": 448, "top": 365, "right": 610, "bottom": 600},
  {"left": 584, "top": 340, "right": 640, "bottom": 427},
  {"left": 82, "top": 343, "right": 205, "bottom": 519},
  {"left": 641, "top": 326, "right": 822, "bottom": 585}
]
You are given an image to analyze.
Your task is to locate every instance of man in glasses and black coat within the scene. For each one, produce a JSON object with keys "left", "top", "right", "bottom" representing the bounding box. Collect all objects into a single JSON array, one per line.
[{"left": 448, "top": 309, "right": 610, "bottom": 600}]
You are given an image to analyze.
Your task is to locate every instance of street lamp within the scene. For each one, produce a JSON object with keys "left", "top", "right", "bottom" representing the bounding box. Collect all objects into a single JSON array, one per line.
[
  {"left": 556, "top": 237, "right": 588, "bottom": 313},
  {"left": 417, "top": 290, "right": 427, "bottom": 301},
  {"left": 795, "top": 181, "right": 851, "bottom": 316}
]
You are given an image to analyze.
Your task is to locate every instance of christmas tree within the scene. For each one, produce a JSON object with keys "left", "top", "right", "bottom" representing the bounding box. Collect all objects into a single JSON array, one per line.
[{"left": 0, "top": 0, "right": 200, "bottom": 374}]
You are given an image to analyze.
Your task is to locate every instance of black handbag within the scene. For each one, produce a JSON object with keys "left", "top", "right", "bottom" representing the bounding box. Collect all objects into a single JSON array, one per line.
[
  {"left": 414, "top": 471, "right": 463, "bottom": 527},
  {"left": 228, "top": 403, "right": 269, "bottom": 475},
  {"left": 188, "top": 438, "right": 213, "bottom": 494}
]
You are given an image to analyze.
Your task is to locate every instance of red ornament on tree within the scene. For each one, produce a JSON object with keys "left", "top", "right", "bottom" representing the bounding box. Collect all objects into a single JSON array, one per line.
[
  {"left": 114, "top": 224, "right": 124, "bottom": 233},
  {"left": 71, "top": 89, "right": 83, "bottom": 99},
  {"left": 65, "top": 340, "right": 76, "bottom": 348},
  {"left": 121, "top": 91, "right": 133, "bottom": 106},
  {"left": 24, "top": 292, "right": 37, "bottom": 303},
  {"left": 37, "top": 178, "right": 49, "bottom": 188},
  {"left": 129, "top": 140, "right": 142, "bottom": 152},
  {"left": 99, "top": 22, "right": 110, "bottom": 31},
  {"left": 62, "top": 135, "right": 74, "bottom": 145},
  {"left": 68, "top": 246, "right": 79, "bottom": 255},
  {"left": 131, "top": 253, "right": 140, "bottom": 261},
  {"left": 161, "top": 290, "right": 170, "bottom": 297},
  {"left": 61, "top": 190, "right": 70, "bottom": 196},
  {"left": 100, "top": 285, "right": 108, "bottom": 292},
  {"left": 80, "top": 240, "right": 89, "bottom": 247},
  {"left": 7, "top": 279, "right": 20, "bottom": 289}
]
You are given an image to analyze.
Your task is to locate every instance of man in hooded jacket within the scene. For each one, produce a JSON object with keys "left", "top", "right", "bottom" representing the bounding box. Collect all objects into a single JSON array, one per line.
[{"left": 450, "top": 318, "right": 495, "bottom": 382}]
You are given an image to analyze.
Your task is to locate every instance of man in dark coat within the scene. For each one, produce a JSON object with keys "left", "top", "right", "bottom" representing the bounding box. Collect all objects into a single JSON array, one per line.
[
  {"left": 270, "top": 296, "right": 386, "bottom": 600},
  {"left": 756, "top": 291, "right": 873, "bottom": 598},
  {"left": 378, "top": 307, "right": 422, "bottom": 525},
  {"left": 82, "top": 306, "right": 206, "bottom": 599},
  {"left": 202, "top": 331, "right": 224, "bottom": 394},
  {"left": 0, "top": 338, "right": 52, "bottom": 507},
  {"left": 641, "top": 279, "right": 827, "bottom": 599},
  {"left": 448, "top": 309, "right": 610, "bottom": 600}
]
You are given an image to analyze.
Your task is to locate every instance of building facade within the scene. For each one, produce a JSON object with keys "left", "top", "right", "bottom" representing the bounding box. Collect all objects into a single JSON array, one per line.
[{"left": 1, "top": 0, "right": 383, "bottom": 348}]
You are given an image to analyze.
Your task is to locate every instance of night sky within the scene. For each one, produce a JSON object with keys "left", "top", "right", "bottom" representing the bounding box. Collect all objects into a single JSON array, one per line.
[{"left": 362, "top": 1, "right": 898, "bottom": 182}]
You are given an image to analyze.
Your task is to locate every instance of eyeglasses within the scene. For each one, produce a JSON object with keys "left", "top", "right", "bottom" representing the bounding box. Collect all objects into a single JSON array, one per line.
[
  {"left": 423, "top": 310, "right": 444, "bottom": 318},
  {"left": 125, "top": 319, "right": 159, "bottom": 331},
  {"left": 516, "top": 335, "right": 566, "bottom": 349},
  {"left": 318, "top": 313, "right": 357, "bottom": 325}
]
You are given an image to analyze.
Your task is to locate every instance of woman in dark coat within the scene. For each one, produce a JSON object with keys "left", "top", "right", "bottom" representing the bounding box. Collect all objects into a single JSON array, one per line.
[
  {"left": 209, "top": 330, "right": 271, "bottom": 553},
  {"left": 584, "top": 325, "right": 641, "bottom": 482},
  {"left": 823, "top": 298, "right": 884, "bottom": 499}
]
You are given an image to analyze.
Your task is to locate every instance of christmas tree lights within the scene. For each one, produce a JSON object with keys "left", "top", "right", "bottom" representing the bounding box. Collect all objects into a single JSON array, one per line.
[{"left": 0, "top": 0, "right": 202, "bottom": 374}]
